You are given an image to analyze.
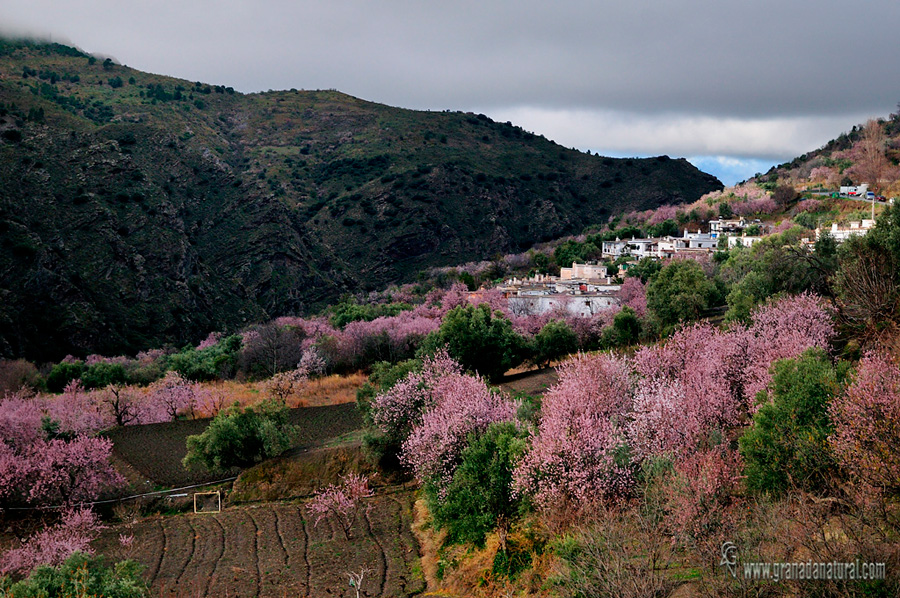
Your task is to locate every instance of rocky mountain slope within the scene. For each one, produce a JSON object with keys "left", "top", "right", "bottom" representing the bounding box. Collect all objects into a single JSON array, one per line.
[{"left": 0, "top": 39, "right": 722, "bottom": 360}]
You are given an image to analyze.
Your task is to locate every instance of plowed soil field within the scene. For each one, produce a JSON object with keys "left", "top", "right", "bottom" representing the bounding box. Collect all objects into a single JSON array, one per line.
[
  {"left": 107, "top": 403, "right": 363, "bottom": 487},
  {"left": 95, "top": 492, "right": 422, "bottom": 598}
]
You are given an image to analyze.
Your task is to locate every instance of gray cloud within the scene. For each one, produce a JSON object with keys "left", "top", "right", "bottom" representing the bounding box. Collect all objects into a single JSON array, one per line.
[{"left": 2, "top": 0, "right": 897, "bottom": 178}]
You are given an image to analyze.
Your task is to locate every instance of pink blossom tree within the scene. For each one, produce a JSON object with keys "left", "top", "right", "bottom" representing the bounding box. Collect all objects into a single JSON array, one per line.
[
  {"left": 732, "top": 197, "right": 778, "bottom": 216},
  {"left": 738, "top": 292, "right": 834, "bottom": 406},
  {"left": 298, "top": 347, "right": 327, "bottom": 377},
  {"left": 617, "top": 277, "right": 648, "bottom": 319},
  {"left": 371, "top": 350, "right": 516, "bottom": 491},
  {"left": 648, "top": 205, "right": 678, "bottom": 225},
  {"left": 830, "top": 351, "right": 900, "bottom": 493},
  {"left": 772, "top": 219, "right": 796, "bottom": 234},
  {"left": 660, "top": 448, "right": 743, "bottom": 552},
  {"left": 468, "top": 287, "right": 510, "bottom": 316},
  {"left": 514, "top": 353, "right": 635, "bottom": 511},
  {"left": 265, "top": 365, "right": 309, "bottom": 404},
  {"left": 630, "top": 323, "right": 742, "bottom": 458},
  {"left": 195, "top": 384, "right": 231, "bottom": 418},
  {"left": 21, "top": 435, "right": 124, "bottom": 506},
  {"left": 401, "top": 370, "right": 517, "bottom": 491},
  {"left": 0, "top": 393, "right": 44, "bottom": 449},
  {"left": 43, "top": 381, "right": 110, "bottom": 435},
  {"left": 808, "top": 166, "right": 838, "bottom": 185},
  {"left": 795, "top": 198, "right": 823, "bottom": 213},
  {"left": 147, "top": 371, "right": 197, "bottom": 421},
  {"left": 196, "top": 331, "right": 223, "bottom": 350},
  {"left": 305, "top": 473, "right": 373, "bottom": 539},
  {"left": 0, "top": 396, "right": 124, "bottom": 508},
  {"left": 437, "top": 282, "right": 471, "bottom": 314},
  {"left": 371, "top": 350, "right": 461, "bottom": 442},
  {"left": 0, "top": 508, "right": 104, "bottom": 576}
]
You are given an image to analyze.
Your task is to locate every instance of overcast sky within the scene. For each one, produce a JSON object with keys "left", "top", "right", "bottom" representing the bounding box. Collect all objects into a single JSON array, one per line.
[{"left": 3, "top": 1, "right": 898, "bottom": 185}]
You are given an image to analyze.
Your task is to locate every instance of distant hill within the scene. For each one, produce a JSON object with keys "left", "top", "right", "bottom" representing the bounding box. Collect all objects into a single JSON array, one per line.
[
  {"left": 756, "top": 110, "right": 900, "bottom": 194},
  {"left": 0, "top": 39, "right": 722, "bottom": 361}
]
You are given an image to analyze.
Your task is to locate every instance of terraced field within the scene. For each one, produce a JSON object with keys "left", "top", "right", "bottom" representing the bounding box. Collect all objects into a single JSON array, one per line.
[{"left": 96, "top": 492, "right": 423, "bottom": 598}]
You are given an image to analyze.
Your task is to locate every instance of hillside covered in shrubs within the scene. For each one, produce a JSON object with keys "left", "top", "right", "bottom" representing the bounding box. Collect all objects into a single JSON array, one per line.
[{"left": 0, "top": 38, "right": 721, "bottom": 362}]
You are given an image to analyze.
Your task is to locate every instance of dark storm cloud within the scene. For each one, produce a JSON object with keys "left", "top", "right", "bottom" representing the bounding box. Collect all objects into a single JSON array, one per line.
[
  {"left": 2, "top": 0, "right": 897, "bottom": 178},
  {"left": 3, "top": 0, "right": 897, "bottom": 116}
]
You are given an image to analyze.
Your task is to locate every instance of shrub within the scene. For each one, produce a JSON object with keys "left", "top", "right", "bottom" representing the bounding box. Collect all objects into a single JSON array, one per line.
[
  {"left": 0, "top": 359, "right": 42, "bottom": 394},
  {"left": 46, "top": 361, "right": 85, "bottom": 393},
  {"left": 600, "top": 306, "right": 641, "bottom": 348},
  {"left": 833, "top": 204, "right": 900, "bottom": 345},
  {"left": 531, "top": 319, "right": 578, "bottom": 368},
  {"left": 169, "top": 334, "right": 241, "bottom": 381},
  {"left": 739, "top": 349, "right": 847, "bottom": 496},
  {"left": 773, "top": 184, "right": 799, "bottom": 206},
  {"left": 328, "top": 301, "right": 413, "bottom": 329},
  {"left": 429, "top": 422, "right": 527, "bottom": 550},
  {"left": 0, "top": 552, "right": 146, "bottom": 598},
  {"left": 646, "top": 259, "right": 714, "bottom": 329},
  {"left": 625, "top": 257, "right": 662, "bottom": 284},
  {"left": 420, "top": 303, "right": 529, "bottom": 381},
  {"left": 550, "top": 511, "right": 675, "bottom": 598},
  {"left": 183, "top": 399, "right": 296, "bottom": 472},
  {"left": 80, "top": 362, "right": 127, "bottom": 389},
  {"left": 645, "top": 219, "right": 679, "bottom": 238}
]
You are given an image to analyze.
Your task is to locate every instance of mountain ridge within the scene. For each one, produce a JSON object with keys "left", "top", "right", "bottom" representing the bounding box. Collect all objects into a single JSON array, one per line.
[{"left": 0, "top": 39, "right": 722, "bottom": 361}]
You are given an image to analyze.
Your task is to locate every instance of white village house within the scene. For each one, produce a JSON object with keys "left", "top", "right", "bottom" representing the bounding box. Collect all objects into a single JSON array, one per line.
[
  {"left": 816, "top": 220, "right": 876, "bottom": 243},
  {"left": 602, "top": 230, "right": 717, "bottom": 259},
  {"left": 559, "top": 262, "right": 608, "bottom": 281}
]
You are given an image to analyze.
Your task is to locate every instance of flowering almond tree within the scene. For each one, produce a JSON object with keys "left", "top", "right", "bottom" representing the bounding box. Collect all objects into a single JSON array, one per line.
[
  {"left": 371, "top": 349, "right": 516, "bottom": 490},
  {"left": 661, "top": 448, "right": 743, "bottom": 554},
  {"left": 401, "top": 370, "right": 517, "bottom": 492},
  {"left": 514, "top": 353, "right": 635, "bottom": 510},
  {"left": 0, "top": 395, "right": 123, "bottom": 508},
  {"left": 21, "top": 435, "right": 124, "bottom": 506},
  {"left": 630, "top": 323, "right": 743, "bottom": 458},
  {"left": 0, "top": 508, "right": 104, "bottom": 576},
  {"left": 371, "top": 350, "right": 461, "bottom": 443},
  {"left": 739, "top": 292, "right": 834, "bottom": 406},
  {"left": 147, "top": 371, "right": 197, "bottom": 421},
  {"left": 265, "top": 365, "right": 309, "bottom": 404},
  {"left": 830, "top": 351, "right": 900, "bottom": 494},
  {"left": 44, "top": 380, "right": 109, "bottom": 435},
  {"left": 306, "top": 473, "right": 373, "bottom": 539}
]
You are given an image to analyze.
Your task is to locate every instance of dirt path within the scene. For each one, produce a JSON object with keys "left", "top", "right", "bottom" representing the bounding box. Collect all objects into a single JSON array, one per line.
[{"left": 499, "top": 366, "right": 558, "bottom": 397}]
